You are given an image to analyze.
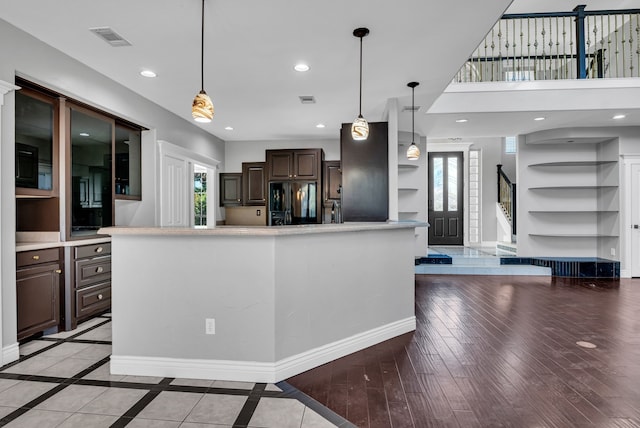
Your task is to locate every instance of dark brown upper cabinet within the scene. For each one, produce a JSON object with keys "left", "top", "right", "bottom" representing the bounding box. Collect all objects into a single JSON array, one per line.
[
  {"left": 67, "top": 103, "right": 114, "bottom": 239},
  {"left": 15, "top": 88, "right": 59, "bottom": 197},
  {"left": 220, "top": 173, "right": 242, "bottom": 206},
  {"left": 323, "top": 161, "right": 342, "bottom": 207},
  {"left": 242, "top": 162, "right": 266, "bottom": 206},
  {"left": 266, "top": 149, "right": 323, "bottom": 181}
]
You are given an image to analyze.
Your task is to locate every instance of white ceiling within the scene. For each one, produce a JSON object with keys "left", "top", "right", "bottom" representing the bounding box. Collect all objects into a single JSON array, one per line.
[{"left": 2, "top": 0, "right": 639, "bottom": 143}]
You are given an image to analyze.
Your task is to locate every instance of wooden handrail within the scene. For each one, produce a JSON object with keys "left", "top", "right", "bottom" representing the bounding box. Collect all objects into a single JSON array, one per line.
[{"left": 497, "top": 165, "right": 516, "bottom": 239}]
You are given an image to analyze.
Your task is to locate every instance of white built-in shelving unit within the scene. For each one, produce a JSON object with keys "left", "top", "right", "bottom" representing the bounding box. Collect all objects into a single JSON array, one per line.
[
  {"left": 518, "top": 133, "right": 620, "bottom": 258},
  {"left": 397, "top": 131, "right": 427, "bottom": 255}
]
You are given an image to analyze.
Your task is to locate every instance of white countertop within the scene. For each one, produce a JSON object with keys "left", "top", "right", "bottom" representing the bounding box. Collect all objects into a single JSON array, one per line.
[
  {"left": 100, "top": 221, "right": 428, "bottom": 237},
  {"left": 15, "top": 236, "right": 111, "bottom": 252}
]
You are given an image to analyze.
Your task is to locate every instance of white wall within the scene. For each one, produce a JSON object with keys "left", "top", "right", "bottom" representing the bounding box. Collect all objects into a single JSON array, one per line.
[
  {"left": 0, "top": 19, "right": 225, "bottom": 352},
  {"left": 516, "top": 127, "right": 634, "bottom": 259}
]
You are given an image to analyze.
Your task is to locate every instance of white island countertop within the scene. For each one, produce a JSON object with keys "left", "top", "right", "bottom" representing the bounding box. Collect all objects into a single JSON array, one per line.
[{"left": 99, "top": 221, "right": 427, "bottom": 237}]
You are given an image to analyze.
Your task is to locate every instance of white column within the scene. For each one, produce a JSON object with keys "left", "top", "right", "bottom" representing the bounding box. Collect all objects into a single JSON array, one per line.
[{"left": 0, "top": 80, "right": 20, "bottom": 366}]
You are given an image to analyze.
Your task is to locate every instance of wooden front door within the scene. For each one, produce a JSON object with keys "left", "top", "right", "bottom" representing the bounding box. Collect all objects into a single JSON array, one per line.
[{"left": 428, "top": 152, "right": 463, "bottom": 245}]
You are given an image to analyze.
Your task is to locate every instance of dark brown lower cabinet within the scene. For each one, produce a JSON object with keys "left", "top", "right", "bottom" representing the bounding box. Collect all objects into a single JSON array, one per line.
[
  {"left": 16, "top": 248, "right": 62, "bottom": 341},
  {"left": 70, "top": 242, "right": 111, "bottom": 329}
]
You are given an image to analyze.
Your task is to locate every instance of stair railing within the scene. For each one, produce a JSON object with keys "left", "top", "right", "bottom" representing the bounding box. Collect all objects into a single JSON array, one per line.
[
  {"left": 497, "top": 164, "right": 516, "bottom": 240},
  {"left": 455, "top": 5, "right": 640, "bottom": 82}
]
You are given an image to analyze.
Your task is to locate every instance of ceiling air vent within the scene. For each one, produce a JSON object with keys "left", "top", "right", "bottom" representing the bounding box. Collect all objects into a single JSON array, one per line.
[
  {"left": 89, "top": 27, "right": 132, "bottom": 47},
  {"left": 299, "top": 95, "right": 316, "bottom": 104},
  {"left": 402, "top": 106, "right": 421, "bottom": 112}
]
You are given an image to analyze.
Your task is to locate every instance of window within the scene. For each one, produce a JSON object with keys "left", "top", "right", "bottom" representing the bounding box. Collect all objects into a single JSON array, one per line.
[
  {"left": 505, "top": 136, "right": 517, "bottom": 154},
  {"left": 194, "top": 165, "right": 208, "bottom": 226}
]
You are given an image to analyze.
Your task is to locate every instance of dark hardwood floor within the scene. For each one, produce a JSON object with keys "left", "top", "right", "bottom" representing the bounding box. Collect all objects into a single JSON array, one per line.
[{"left": 287, "top": 275, "right": 640, "bottom": 427}]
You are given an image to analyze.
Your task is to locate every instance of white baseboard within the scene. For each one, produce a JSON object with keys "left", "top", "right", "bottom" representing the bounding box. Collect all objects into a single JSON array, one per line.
[
  {"left": 111, "top": 316, "right": 416, "bottom": 383},
  {"left": 2, "top": 343, "right": 19, "bottom": 365},
  {"left": 621, "top": 269, "right": 631, "bottom": 278},
  {"left": 274, "top": 316, "right": 416, "bottom": 381}
]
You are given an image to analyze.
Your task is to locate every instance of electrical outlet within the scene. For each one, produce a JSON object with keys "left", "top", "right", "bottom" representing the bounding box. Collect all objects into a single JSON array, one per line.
[
  {"left": 611, "top": 248, "right": 616, "bottom": 257},
  {"left": 205, "top": 318, "right": 215, "bottom": 335},
  {"left": 256, "top": 209, "right": 261, "bottom": 216}
]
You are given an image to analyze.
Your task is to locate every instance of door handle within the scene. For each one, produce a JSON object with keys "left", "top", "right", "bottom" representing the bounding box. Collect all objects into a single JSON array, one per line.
[{"left": 634, "top": 225, "right": 639, "bottom": 229}]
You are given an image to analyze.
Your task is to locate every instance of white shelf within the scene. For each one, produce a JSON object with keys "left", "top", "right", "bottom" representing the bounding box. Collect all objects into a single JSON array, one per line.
[
  {"left": 528, "top": 210, "right": 618, "bottom": 213},
  {"left": 398, "top": 164, "right": 419, "bottom": 170},
  {"left": 528, "top": 161, "right": 617, "bottom": 167},
  {"left": 529, "top": 234, "right": 618, "bottom": 238},
  {"left": 398, "top": 187, "right": 419, "bottom": 191},
  {"left": 529, "top": 185, "right": 617, "bottom": 190}
]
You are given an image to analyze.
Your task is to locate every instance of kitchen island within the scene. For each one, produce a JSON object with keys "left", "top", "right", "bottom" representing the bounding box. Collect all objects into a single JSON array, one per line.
[{"left": 100, "top": 222, "right": 423, "bottom": 382}]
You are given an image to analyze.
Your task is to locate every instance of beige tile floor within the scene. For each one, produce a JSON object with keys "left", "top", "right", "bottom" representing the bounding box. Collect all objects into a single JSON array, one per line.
[{"left": 0, "top": 315, "right": 349, "bottom": 427}]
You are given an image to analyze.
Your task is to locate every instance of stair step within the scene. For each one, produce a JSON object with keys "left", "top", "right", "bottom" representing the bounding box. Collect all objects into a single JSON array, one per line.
[
  {"left": 450, "top": 256, "right": 500, "bottom": 267},
  {"left": 415, "top": 264, "right": 551, "bottom": 276}
]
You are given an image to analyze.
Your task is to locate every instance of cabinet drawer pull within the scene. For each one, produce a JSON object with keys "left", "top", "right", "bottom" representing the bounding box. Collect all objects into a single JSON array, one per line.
[
  {"left": 95, "top": 246, "right": 104, "bottom": 253},
  {"left": 97, "top": 294, "right": 103, "bottom": 300},
  {"left": 32, "top": 255, "right": 40, "bottom": 260},
  {"left": 55, "top": 269, "right": 62, "bottom": 274},
  {"left": 96, "top": 266, "right": 104, "bottom": 273}
]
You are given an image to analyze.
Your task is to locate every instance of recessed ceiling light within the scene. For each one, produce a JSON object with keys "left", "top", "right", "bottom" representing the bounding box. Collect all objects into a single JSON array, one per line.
[
  {"left": 140, "top": 70, "right": 157, "bottom": 78},
  {"left": 613, "top": 114, "right": 626, "bottom": 120},
  {"left": 224, "top": 126, "right": 234, "bottom": 131},
  {"left": 455, "top": 119, "right": 468, "bottom": 123},
  {"left": 316, "top": 123, "right": 326, "bottom": 128},
  {"left": 534, "top": 117, "right": 545, "bottom": 121},
  {"left": 294, "top": 63, "right": 310, "bottom": 72},
  {"left": 79, "top": 132, "right": 90, "bottom": 137}
]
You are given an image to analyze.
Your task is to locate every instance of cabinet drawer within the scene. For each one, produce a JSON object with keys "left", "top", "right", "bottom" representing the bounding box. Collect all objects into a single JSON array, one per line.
[
  {"left": 75, "top": 243, "right": 111, "bottom": 259},
  {"left": 75, "top": 256, "right": 111, "bottom": 288},
  {"left": 17, "top": 248, "right": 60, "bottom": 268},
  {"left": 76, "top": 282, "right": 111, "bottom": 319}
]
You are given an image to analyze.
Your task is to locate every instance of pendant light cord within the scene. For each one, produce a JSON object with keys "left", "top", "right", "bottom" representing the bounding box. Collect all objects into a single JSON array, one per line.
[
  {"left": 358, "top": 35, "right": 363, "bottom": 116},
  {"left": 200, "top": 0, "right": 205, "bottom": 91},
  {"left": 411, "top": 86, "right": 415, "bottom": 144}
]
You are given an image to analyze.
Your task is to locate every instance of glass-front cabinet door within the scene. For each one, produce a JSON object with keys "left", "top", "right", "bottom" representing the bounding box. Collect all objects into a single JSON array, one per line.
[
  {"left": 114, "top": 123, "right": 141, "bottom": 199},
  {"left": 68, "top": 105, "right": 113, "bottom": 237},
  {"left": 15, "top": 89, "right": 58, "bottom": 196}
]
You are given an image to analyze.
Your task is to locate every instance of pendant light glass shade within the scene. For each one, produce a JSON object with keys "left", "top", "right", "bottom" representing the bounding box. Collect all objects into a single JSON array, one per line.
[
  {"left": 351, "top": 115, "right": 369, "bottom": 141},
  {"left": 406, "top": 81, "right": 420, "bottom": 160},
  {"left": 192, "top": 0, "right": 214, "bottom": 123},
  {"left": 351, "top": 28, "right": 369, "bottom": 141},
  {"left": 407, "top": 143, "right": 420, "bottom": 160},
  {"left": 192, "top": 90, "right": 214, "bottom": 123}
]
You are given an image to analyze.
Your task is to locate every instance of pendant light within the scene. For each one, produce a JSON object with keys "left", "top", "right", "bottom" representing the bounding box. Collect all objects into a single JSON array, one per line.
[
  {"left": 192, "top": 0, "right": 214, "bottom": 123},
  {"left": 406, "top": 82, "right": 420, "bottom": 161},
  {"left": 351, "top": 27, "right": 370, "bottom": 141}
]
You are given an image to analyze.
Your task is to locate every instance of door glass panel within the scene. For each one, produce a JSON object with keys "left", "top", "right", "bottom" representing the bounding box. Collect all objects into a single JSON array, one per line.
[
  {"left": 291, "top": 182, "right": 317, "bottom": 224},
  {"left": 114, "top": 124, "right": 141, "bottom": 197},
  {"left": 448, "top": 156, "right": 458, "bottom": 211},
  {"left": 15, "top": 91, "right": 54, "bottom": 190},
  {"left": 194, "top": 168, "right": 207, "bottom": 226},
  {"left": 433, "top": 157, "right": 443, "bottom": 211},
  {"left": 70, "top": 108, "right": 112, "bottom": 236}
]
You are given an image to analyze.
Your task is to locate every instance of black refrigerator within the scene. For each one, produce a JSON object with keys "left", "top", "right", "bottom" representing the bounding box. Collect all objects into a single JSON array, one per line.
[{"left": 268, "top": 181, "right": 318, "bottom": 225}]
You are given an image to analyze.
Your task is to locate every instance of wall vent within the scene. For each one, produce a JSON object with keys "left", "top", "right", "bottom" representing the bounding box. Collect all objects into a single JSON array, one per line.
[
  {"left": 402, "top": 106, "right": 421, "bottom": 112},
  {"left": 89, "top": 27, "right": 132, "bottom": 47},
  {"left": 299, "top": 95, "right": 316, "bottom": 104}
]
